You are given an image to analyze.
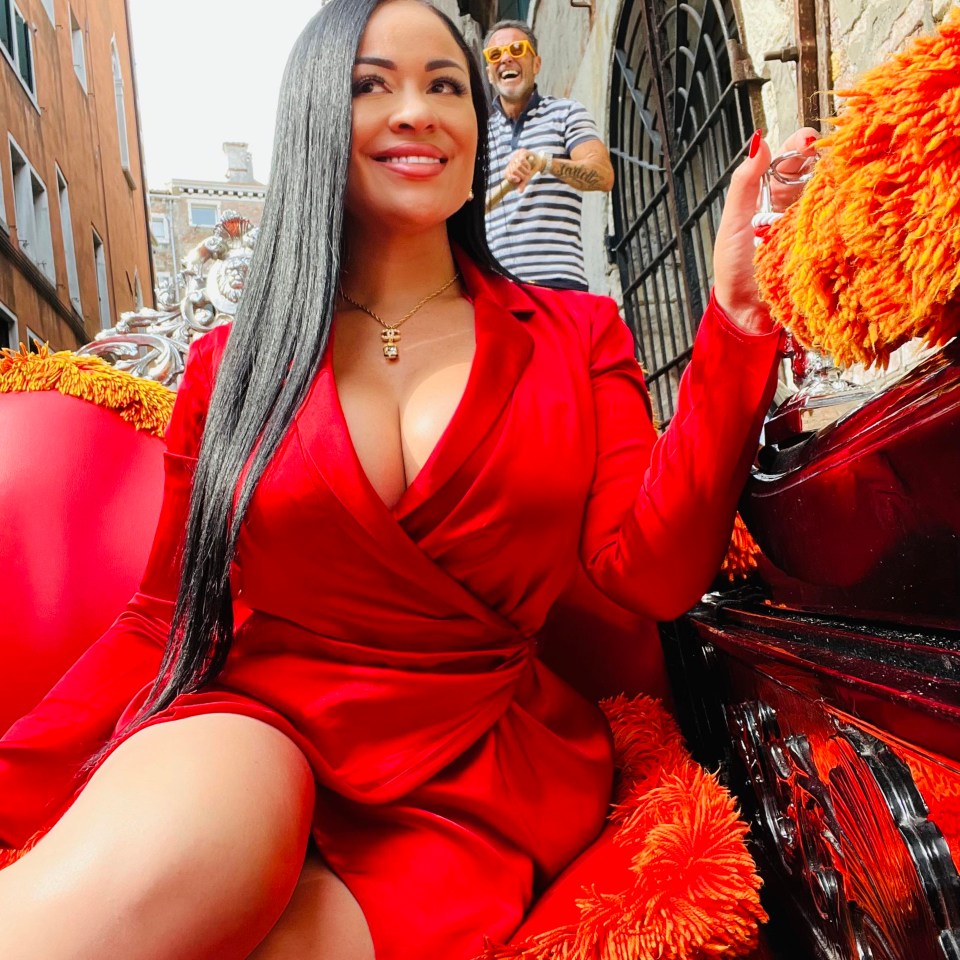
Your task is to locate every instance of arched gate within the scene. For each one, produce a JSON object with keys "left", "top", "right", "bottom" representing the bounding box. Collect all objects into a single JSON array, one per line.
[{"left": 608, "top": 0, "right": 760, "bottom": 423}]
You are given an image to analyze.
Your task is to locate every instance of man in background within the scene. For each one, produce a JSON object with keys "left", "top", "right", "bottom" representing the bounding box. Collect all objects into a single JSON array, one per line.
[{"left": 483, "top": 19, "right": 614, "bottom": 291}]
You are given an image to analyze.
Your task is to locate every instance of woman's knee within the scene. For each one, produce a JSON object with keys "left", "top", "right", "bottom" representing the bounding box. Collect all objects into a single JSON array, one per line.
[
  {"left": 137, "top": 715, "right": 312, "bottom": 891},
  {"left": 0, "top": 713, "right": 315, "bottom": 960}
]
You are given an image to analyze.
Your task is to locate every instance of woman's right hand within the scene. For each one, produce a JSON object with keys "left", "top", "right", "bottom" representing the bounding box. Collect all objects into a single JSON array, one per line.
[{"left": 712, "top": 126, "right": 819, "bottom": 335}]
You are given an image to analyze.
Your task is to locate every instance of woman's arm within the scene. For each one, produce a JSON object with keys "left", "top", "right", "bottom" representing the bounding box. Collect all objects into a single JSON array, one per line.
[
  {"left": 579, "top": 293, "right": 780, "bottom": 620},
  {"left": 578, "top": 130, "right": 806, "bottom": 619},
  {"left": 0, "top": 335, "right": 218, "bottom": 853}
]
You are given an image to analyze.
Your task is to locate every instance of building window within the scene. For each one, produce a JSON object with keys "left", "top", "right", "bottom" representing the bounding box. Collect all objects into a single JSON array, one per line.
[
  {"left": 150, "top": 213, "right": 169, "bottom": 244},
  {"left": 9, "top": 137, "right": 54, "bottom": 283},
  {"left": 0, "top": 300, "right": 15, "bottom": 349},
  {"left": 92, "top": 228, "right": 111, "bottom": 329},
  {"left": 56, "top": 166, "right": 81, "bottom": 313},
  {"left": 13, "top": 5, "right": 31, "bottom": 91},
  {"left": 1, "top": 2, "right": 36, "bottom": 98},
  {"left": 26, "top": 327, "right": 45, "bottom": 352},
  {"left": 110, "top": 38, "right": 131, "bottom": 177},
  {"left": 188, "top": 202, "right": 219, "bottom": 228},
  {"left": 69, "top": 7, "right": 85, "bottom": 90},
  {"left": 0, "top": 1, "right": 10, "bottom": 53}
]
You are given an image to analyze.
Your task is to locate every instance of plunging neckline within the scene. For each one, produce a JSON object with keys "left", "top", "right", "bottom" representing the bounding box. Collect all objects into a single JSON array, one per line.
[
  {"left": 296, "top": 252, "right": 537, "bottom": 542},
  {"left": 326, "top": 303, "right": 480, "bottom": 518}
]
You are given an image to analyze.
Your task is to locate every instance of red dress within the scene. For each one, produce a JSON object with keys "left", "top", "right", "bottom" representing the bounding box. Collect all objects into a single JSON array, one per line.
[{"left": 0, "top": 251, "right": 780, "bottom": 958}]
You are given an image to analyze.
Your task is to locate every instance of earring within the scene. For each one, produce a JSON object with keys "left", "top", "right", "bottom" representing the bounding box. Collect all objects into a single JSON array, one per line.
[{"left": 467, "top": 188, "right": 475, "bottom": 201}]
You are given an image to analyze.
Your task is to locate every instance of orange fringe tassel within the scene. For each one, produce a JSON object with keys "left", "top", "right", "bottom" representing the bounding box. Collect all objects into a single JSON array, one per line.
[
  {"left": 480, "top": 695, "right": 766, "bottom": 960},
  {"left": 0, "top": 344, "right": 174, "bottom": 438},
  {"left": 721, "top": 514, "right": 761, "bottom": 582},
  {"left": 756, "top": 8, "right": 960, "bottom": 369}
]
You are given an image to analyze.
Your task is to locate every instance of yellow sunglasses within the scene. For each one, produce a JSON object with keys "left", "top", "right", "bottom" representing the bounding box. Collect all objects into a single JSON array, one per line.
[{"left": 483, "top": 40, "right": 537, "bottom": 64}]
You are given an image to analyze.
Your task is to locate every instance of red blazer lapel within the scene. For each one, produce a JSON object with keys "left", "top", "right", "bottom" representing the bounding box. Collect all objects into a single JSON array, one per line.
[{"left": 394, "top": 260, "right": 535, "bottom": 519}]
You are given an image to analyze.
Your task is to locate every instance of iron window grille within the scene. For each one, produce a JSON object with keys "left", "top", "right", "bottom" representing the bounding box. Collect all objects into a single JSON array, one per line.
[{"left": 608, "top": 0, "right": 759, "bottom": 424}]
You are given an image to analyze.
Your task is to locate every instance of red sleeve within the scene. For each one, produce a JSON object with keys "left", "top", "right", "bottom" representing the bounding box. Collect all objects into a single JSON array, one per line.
[
  {"left": 580, "top": 292, "right": 781, "bottom": 620},
  {"left": 0, "top": 338, "right": 215, "bottom": 852}
]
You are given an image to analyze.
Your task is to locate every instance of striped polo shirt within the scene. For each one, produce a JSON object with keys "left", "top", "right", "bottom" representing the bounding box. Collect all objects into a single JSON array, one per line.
[{"left": 485, "top": 88, "right": 601, "bottom": 290}]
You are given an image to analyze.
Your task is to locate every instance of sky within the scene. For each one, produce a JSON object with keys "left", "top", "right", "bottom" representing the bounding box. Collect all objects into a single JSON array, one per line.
[{"left": 128, "top": 1, "right": 326, "bottom": 188}]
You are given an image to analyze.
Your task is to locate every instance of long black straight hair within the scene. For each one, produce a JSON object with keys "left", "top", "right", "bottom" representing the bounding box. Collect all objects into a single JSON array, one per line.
[{"left": 130, "top": 0, "right": 504, "bottom": 730}]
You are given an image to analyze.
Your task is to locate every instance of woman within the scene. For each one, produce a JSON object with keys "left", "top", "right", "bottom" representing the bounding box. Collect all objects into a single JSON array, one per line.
[{"left": 0, "top": 1, "right": 809, "bottom": 958}]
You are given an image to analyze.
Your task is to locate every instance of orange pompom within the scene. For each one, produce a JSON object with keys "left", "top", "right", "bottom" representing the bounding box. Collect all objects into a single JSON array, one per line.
[{"left": 756, "top": 9, "right": 960, "bottom": 368}]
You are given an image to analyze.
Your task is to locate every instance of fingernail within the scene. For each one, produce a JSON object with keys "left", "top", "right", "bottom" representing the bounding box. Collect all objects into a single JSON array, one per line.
[
  {"left": 748, "top": 129, "right": 763, "bottom": 159},
  {"left": 804, "top": 135, "right": 817, "bottom": 147}
]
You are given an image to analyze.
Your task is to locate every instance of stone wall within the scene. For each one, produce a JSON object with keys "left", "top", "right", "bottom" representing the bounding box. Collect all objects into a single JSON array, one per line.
[
  {"left": 831, "top": 0, "right": 956, "bottom": 86},
  {"left": 739, "top": 0, "right": 798, "bottom": 149}
]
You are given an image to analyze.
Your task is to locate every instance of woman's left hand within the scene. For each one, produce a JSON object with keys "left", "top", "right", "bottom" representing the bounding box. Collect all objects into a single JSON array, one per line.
[{"left": 713, "top": 127, "right": 818, "bottom": 335}]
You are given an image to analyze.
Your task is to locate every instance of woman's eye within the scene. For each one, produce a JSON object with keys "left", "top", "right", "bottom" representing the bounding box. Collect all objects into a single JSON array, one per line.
[
  {"left": 430, "top": 77, "right": 467, "bottom": 95},
  {"left": 352, "top": 74, "right": 387, "bottom": 95}
]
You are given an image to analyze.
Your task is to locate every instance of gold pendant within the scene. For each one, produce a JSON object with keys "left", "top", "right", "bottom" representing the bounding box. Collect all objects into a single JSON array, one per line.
[{"left": 381, "top": 328, "right": 401, "bottom": 361}]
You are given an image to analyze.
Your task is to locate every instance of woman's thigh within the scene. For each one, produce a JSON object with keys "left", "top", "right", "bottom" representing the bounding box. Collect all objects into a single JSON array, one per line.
[{"left": 0, "top": 712, "right": 315, "bottom": 960}]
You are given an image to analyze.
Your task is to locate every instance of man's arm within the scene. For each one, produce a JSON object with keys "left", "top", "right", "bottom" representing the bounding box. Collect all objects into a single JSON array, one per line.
[{"left": 549, "top": 139, "right": 615, "bottom": 193}]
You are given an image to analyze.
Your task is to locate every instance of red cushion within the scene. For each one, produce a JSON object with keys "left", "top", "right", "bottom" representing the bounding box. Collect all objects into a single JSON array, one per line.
[
  {"left": 0, "top": 391, "right": 165, "bottom": 733},
  {"left": 512, "top": 822, "right": 632, "bottom": 940}
]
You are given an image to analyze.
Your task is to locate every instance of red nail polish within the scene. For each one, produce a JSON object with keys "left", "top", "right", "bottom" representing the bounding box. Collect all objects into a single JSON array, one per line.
[
  {"left": 804, "top": 134, "right": 817, "bottom": 147},
  {"left": 748, "top": 129, "right": 763, "bottom": 159}
]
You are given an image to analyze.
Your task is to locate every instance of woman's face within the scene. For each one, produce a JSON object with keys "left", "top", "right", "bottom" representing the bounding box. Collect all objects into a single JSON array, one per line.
[{"left": 345, "top": 0, "right": 478, "bottom": 234}]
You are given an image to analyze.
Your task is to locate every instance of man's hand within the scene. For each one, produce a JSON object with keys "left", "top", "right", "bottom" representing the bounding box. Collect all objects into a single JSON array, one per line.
[
  {"left": 713, "top": 127, "right": 818, "bottom": 335},
  {"left": 504, "top": 149, "right": 547, "bottom": 193}
]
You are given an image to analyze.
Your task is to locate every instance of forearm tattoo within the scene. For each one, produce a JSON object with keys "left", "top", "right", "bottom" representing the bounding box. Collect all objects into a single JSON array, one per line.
[{"left": 550, "top": 159, "right": 605, "bottom": 191}]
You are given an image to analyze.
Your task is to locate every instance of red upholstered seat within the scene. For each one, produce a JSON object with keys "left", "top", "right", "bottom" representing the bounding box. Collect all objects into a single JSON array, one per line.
[{"left": 0, "top": 390, "right": 165, "bottom": 734}]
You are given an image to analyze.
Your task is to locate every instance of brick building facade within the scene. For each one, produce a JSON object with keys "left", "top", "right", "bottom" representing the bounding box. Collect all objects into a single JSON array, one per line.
[{"left": 0, "top": 0, "right": 151, "bottom": 350}]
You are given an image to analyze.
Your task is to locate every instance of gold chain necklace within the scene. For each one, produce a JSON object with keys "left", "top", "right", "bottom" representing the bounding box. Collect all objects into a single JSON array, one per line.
[{"left": 338, "top": 273, "right": 460, "bottom": 361}]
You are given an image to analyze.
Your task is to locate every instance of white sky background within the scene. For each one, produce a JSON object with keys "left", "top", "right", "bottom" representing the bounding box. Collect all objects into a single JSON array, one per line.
[{"left": 129, "top": 1, "right": 326, "bottom": 188}]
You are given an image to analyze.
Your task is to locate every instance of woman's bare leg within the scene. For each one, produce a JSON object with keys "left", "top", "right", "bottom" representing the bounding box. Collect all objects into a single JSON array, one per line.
[
  {"left": 248, "top": 846, "right": 374, "bottom": 960},
  {"left": 0, "top": 713, "right": 314, "bottom": 960}
]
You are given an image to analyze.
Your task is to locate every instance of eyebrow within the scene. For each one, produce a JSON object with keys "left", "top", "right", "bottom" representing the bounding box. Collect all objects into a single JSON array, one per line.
[{"left": 354, "top": 56, "right": 466, "bottom": 73}]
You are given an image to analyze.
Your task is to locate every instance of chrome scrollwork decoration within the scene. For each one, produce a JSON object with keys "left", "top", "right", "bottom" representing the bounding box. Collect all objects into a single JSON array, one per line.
[
  {"left": 840, "top": 726, "right": 960, "bottom": 956},
  {"left": 728, "top": 700, "right": 960, "bottom": 959},
  {"left": 77, "top": 212, "right": 257, "bottom": 388},
  {"left": 727, "top": 701, "right": 800, "bottom": 871}
]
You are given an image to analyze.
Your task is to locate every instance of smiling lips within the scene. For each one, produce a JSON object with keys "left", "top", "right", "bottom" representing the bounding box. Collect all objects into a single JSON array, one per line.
[
  {"left": 374, "top": 145, "right": 448, "bottom": 179},
  {"left": 382, "top": 156, "right": 442, "bottom": 164}
]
